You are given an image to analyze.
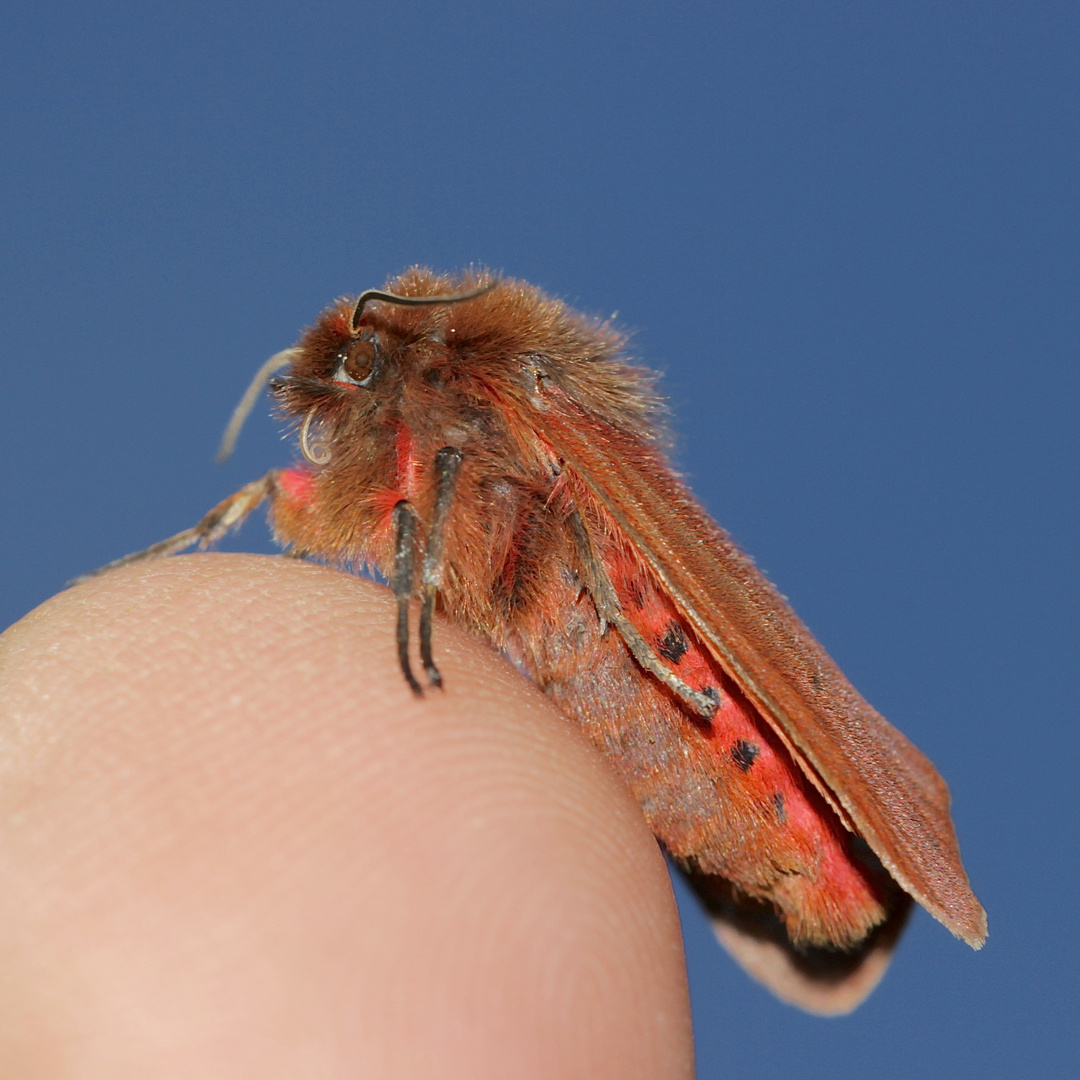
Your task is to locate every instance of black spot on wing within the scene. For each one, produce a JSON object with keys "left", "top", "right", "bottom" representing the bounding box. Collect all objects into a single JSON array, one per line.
[
  {"left": 657, "top": 620, "right": 689, "bottom": 664},
  {"left": 731, "top": 739, "right": 760, "bottom": 771}
]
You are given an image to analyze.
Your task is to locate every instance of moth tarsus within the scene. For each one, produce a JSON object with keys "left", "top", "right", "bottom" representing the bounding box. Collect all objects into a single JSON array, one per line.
[
  {"left": 70, "top": 471, "right": 279, "bottom": 586},
  {"left": 419, "top": 446, "right": 465, "bottom": 689},
  {"left": 418, "top": 594, "right": 442, "bottom": 690},
  {"left": 391, "top": 499, "right": 425, "bottom": 696}
]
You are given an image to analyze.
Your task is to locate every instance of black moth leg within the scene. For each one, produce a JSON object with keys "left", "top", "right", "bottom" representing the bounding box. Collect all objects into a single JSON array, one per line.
[
  {"left": 391, "top": 500, "right": 424, "bottom": 696},
  {"left": 419, "top": 447, "right": 464, "bottom": 688},
  {"left": 566, "top": 510, "right": 720, "bottom": 720},
  {"left": 71, "top": 472, "right": 282, "bottom": 585}
]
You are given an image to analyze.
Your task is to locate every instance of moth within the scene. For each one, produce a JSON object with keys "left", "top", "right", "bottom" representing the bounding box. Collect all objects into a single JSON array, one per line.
[{"left": 88, "top": 269, "right": 985, "bottom": 1013}]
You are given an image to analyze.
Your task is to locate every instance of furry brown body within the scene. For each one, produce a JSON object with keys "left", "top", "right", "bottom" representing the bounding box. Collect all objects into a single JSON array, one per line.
[{"left": 93, "top": 269, "right": 985, "bottom": 1012}]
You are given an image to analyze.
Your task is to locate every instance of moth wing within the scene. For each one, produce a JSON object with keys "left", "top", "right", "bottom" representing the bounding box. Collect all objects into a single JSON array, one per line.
[
  {"left": 544, "top": 404, "right": 987, "bottom": 950},
  {"left": 685, "top": 866, "right": 913, "bottom": 1013}
]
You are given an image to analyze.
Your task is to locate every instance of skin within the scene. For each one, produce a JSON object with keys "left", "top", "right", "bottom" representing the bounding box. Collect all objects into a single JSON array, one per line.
[{"left": 0, "top": 554, "right": 694, "bottom": 1079}]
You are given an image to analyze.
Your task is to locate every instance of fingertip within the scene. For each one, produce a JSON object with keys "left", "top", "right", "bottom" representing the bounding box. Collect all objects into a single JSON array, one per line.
[{"left": 0, "top": 554, "right": 694, "bottom": 1078}]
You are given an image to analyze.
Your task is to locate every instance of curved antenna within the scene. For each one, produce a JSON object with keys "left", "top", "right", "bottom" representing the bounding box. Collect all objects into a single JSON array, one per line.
[
  {"left": 216, "top": 347, "right": 301, "bottom": 464},
  {"left": 351, "top": 280, "right": 498, "bottom": 332}
]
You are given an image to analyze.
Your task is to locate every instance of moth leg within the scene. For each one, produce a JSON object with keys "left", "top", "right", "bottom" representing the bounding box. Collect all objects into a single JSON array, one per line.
[
  {"left": 391, "top": 499, "right": 424, "bottom": 697},
  {"left": 71, "top": 471, "right": 281, "bottom": 585},
  {"left": 566, "top": 510, "right": 719, "bottom": 720},
  {"left": 419, "top": 447, "right": 464, "bottom": 688}
]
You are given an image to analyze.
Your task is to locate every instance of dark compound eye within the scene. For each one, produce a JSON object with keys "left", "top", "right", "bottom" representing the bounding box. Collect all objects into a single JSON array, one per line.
[{"left": 333, "top": 336, "right": 380, "bottom": 386}]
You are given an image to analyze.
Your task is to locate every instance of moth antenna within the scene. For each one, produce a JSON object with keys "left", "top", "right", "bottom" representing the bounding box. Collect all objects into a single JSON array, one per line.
[
  {"left": 351, "top": 280, "right": 499, "bottom": 332},
  {"left": 216, "top": 348, "right": 302, "bottom": 463}
]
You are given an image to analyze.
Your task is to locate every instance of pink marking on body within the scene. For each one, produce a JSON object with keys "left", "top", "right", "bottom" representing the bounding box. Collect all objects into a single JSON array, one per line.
[
  {"left": 371, "top": 487, "right": 406, "bottom": 533},
  {"left": 277, "top": 467, "right": 316, "bottom": 507},
  {"left": 392, "top": 423, "right": 420, "bottom": 501},
  {"left": 608, "top": 546, "right": 882, "bottom": 917}
]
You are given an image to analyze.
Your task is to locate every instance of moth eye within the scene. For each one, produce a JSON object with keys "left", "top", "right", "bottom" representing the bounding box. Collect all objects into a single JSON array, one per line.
[{"left": 332, "top": 337, "right": 379, "bottom": 386}]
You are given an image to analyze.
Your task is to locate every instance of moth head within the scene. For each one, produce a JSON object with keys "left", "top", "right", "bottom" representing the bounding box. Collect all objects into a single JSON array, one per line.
[{"left": 215, "top": 277, "right": 498, "bottom": 464}]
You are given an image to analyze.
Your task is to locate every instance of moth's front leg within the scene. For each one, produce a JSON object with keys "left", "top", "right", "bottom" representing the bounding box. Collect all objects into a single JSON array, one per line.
[
  {"left": 419, "top": 447, "right": 464, "bottom": 688},
  {"left": 390, "top": 499, "right": 423, "bottom": 696},
  {"left": 391, "top": 446, "right": 465, "bottom": 695},
  {"left": 566, "top": 509, "right": 720, "bottom": 721},
  {"left": 72, "top": 472, "right": 281, "bottom": 584}
]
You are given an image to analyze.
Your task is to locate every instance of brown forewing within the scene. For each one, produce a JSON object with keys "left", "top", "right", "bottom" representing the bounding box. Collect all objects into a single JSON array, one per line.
[{"left": 541, "top": 392, "right": 987, "bottom": 949}]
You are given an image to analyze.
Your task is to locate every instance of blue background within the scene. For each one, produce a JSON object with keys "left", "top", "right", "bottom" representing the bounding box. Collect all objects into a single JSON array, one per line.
[{"left": 2, "top": 3, "right": 1076, "bottom": 1075}]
